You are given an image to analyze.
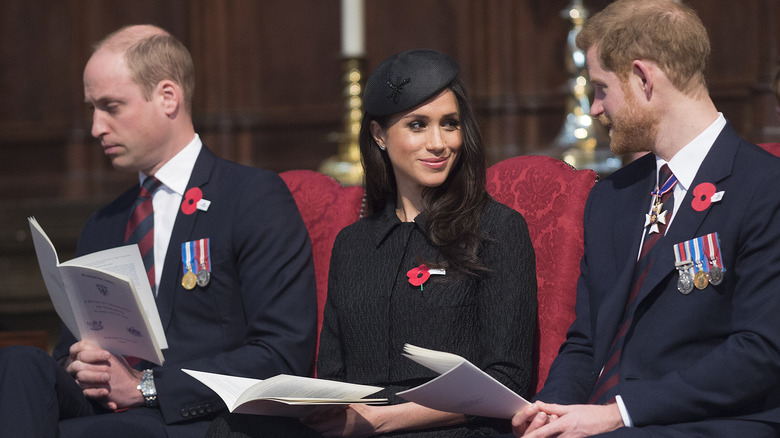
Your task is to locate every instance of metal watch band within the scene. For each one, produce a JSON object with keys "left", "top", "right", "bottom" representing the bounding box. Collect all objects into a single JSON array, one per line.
[{"left": 137, "top": 369, "right": 158, "bottom": 407}]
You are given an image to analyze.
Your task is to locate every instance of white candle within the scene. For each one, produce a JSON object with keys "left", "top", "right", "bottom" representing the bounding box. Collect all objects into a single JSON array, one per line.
[{"left": 341, "top": 0, "right": 365, "bottom": 57}]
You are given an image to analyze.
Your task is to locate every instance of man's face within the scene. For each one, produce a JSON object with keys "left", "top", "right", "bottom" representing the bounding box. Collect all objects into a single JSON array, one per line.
[
  {"left": 83, "top": 49, "right": 168, "bottom": 175},
  {"left": 586, "top": 47, "right": 659, "bottom": 156}
]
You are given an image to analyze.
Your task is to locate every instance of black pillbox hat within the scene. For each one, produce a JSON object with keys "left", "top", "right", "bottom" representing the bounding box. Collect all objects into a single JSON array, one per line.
[{"left": 363, "top": 49, "right": 459, "bottom": 117}]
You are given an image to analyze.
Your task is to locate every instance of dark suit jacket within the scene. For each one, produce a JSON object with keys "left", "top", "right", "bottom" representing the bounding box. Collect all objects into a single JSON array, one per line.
[
  {"left": 53, "top": 146, "right": 317, "bottom": 436},
  {"left": 537, "top": 124, "right": 780, "bottom": 431}
]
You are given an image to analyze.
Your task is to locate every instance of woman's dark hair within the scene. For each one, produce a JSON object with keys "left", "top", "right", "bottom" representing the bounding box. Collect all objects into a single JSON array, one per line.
[{"left": 360, "top": 77, "right": 491, "bottom": 276}]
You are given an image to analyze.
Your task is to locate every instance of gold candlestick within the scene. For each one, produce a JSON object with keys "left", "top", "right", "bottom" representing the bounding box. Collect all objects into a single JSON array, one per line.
[{"left": 320, "top": 58, "right": 365, "bottom": 186}]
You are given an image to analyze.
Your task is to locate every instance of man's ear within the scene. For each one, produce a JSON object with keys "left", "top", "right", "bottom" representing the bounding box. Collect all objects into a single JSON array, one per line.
[
  {"left": 632, "top": 60, "right": 654, "bottom": 101},
  {"left": 157, "top": 80, "right": 181, "bottom": 118}
]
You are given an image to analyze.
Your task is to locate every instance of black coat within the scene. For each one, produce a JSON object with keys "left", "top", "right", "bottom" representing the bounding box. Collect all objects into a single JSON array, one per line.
[{"left": 317, "top": 199, "right": 537, "bottom": 437}]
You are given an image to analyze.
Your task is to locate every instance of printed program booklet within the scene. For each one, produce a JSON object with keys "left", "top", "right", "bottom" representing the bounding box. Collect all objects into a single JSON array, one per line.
[
  {"left": 29, "top": 217, "right": 167, "bottom": 364},
  {"left": 397, "top": 344, "right": 530, "bottom": 418},
  {"left": 183, "top": 369, "right": 387, "bottom": 417}
]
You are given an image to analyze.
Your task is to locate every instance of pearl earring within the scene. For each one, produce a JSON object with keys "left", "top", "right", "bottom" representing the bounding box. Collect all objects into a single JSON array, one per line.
[{"left": 378, "top": 145, "right": 386, "bottom": 151}]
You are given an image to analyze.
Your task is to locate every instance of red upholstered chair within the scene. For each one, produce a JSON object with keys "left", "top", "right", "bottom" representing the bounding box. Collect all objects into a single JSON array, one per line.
[
  {"left": 486, "top": 155, "right": 597, "bottom": 395},
  {"left": 280, "top": 170, "right": 364, "bottom": 373},
  {"left": 758, "top": 142, "right": 780, "bottom": 157}
]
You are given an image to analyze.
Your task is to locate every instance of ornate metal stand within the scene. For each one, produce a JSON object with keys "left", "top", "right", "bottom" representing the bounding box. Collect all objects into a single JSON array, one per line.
[
  {"left": 319, "top": 58, "right": 365, "bottom": 186},
  {"left": 551, "top": 0, "right": 619, "bottom": 176}
]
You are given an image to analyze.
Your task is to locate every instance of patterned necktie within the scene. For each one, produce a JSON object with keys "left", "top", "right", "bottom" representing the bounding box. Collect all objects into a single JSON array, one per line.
[
  {"left": 589, "top": 164, "right": 676, "bottom": 404},
  {"left": 125, "top": 176, "right": 162, "bottom": 294}
]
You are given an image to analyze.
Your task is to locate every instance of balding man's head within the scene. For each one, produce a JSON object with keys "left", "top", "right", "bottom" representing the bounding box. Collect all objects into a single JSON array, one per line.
[{"left": 91, "top": 25, "right": 195, "bottom": 114}]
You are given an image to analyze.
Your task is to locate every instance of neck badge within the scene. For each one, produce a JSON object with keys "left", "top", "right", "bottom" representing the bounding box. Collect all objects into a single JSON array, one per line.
[{"left": 645, "top": 173, "right": 678, "bottom": 235}]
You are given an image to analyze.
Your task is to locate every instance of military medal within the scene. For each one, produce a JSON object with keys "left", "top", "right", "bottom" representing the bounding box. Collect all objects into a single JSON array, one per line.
[
  {"left": 673, "top": 241, "right": 695, "bottom": 295},
  {"left": 678, "top": 270, "right": 694, "bottom": 294},
  {"left": 182, "top": 270, "right": 197, "bottom": 290},
  {"left": 694, "top": 268, "right": 709, "bottom": 290},
  {"left": 645, "top": 172, "right": 678, "bottom": 235},
  {"left": 197, "top": 264, "right": 210, "bottom": 287},
  {"left": 674, "top": 234, "right": 726, "bottom": 294},
  {"left": 182, "top": 238, "right": 211, "bottom": 290},
  {"left": 181, "top": 241, "right": 197, "bottom": 290},
  {"left": 703, "top": 232, "right": 725, "bottom": 286},
  {"left": 708, "top": 262, "right": 723, "bottom": 285},
  {"left": 195, "top": 238, "right": 211, "bottom": 287},
  {"left": 691, "top": 238, "right": 709, "bottom": 290}
]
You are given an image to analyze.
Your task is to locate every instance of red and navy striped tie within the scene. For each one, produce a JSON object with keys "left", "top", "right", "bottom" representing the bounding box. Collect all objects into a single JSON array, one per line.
[
  {"left": 589, "top": 164, "right": 676, "bottom": 404},
  {"left": 125, "top": 176, "right": 162, "bottom": 294}
]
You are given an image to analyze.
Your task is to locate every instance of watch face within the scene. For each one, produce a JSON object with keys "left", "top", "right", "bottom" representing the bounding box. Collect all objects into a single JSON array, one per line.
[{"left": 140, "top": 370, "right": 156, "bottom": 396}]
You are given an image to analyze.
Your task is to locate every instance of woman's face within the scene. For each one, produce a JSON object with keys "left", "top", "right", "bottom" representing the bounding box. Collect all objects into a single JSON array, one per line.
[{"left": 370, "top": 89, "right": 462, "bottom": 201}]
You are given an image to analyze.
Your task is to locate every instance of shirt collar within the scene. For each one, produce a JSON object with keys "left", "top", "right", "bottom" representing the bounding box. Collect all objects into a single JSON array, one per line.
[
  {"left": 372, "top": 200, "right": 425, "bottom": 247},
  {"left": 658, "top": 113, "right": 726, "bottom": 191},
  {"left": 138, "top": 134, "right": 202, "bottom": 195}
]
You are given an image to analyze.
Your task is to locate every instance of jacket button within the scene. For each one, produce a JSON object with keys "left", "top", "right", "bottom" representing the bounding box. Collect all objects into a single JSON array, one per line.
[{"left": 181, "top": 409, "right": 190, "bottom": 418}]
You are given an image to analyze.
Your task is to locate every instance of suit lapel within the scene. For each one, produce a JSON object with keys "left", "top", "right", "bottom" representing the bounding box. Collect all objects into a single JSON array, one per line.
[
  {"left": 157, "top": 147, "right": 217, "bottom": 330},
  {"left": 594, "top": 156, "right": 656, "bottom": 362},
  {"left": 632, "top": 125, "right": 739, "bottom": 308}
]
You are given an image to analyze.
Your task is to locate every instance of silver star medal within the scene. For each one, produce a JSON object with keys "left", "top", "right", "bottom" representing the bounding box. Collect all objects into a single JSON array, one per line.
[{"left": 645, "top": 200, "right": 668, "bottom": 234}]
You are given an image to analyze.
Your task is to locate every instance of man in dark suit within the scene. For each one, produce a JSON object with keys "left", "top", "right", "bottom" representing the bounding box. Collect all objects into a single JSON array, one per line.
[
  {"left": 510, "top": 1, "right": 780, "bottom": 437},
  {"left": 0, "top": 25, "right": 317, "bottom": 437}
]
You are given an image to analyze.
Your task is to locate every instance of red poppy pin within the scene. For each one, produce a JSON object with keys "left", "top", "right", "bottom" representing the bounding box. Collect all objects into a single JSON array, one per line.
[
  {"left": 691, "top": 182, "right": 723, "bottom": 212},
  {"left": 181, "top": 187, "right": 204, "bottom": 215},
  {"left": 407, "top": 264, "right": 430, "bottom": 291}
]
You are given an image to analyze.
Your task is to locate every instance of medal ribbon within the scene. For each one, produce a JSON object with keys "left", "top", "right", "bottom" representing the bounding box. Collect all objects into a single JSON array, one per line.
[
  {"left": 674, "top": 241, "right": 694, "bottom": 277},
  {"left": 181, "top": 241, "right": 196, "bottom": 274},
  {"left": 197, "top": 238, "right": 211, "bottom": 272},
  {"left": 651, "top": 174, "right": 678, "bottom": 199},
  {"left": 182, "top": 239, "right": 211, "bottom": 275},
  {"left": 692, "top": 237, "right": 709, "bottom": 275},
  {"left": 703, "top": 232, "right": 724, "bottom": 271},
  {"left": 684, "top": 239, "right": 698, "bottom": 277}
]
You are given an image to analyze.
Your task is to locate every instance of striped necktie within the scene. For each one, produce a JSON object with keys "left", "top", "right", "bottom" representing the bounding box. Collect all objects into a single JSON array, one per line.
[
  {"left": 589, "top": 164, "right": 676, "bottom": 404},
  {"left": 125, "top": 176, "right": 162, "bottom": 293}
]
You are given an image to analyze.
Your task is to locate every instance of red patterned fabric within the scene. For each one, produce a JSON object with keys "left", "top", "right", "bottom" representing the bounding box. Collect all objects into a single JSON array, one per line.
[
  {"left": 283, "top": 157, "right": 596, "bottom": 389},
  {"left": 486, "top": 155, "right": 597, "bottom": 395},
  {"left": 280, "top": 170, "right": 364, "bottom": 373},
  {"left": 759, "top": 142, "right": 780, "bottom": 157}
]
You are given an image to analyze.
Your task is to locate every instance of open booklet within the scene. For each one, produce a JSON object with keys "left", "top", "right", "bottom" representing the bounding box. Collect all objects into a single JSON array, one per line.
[
  {"left": 29, "top": 217, "right": 167, "bottom": 365},
  {"left": 182, "top": 369, "right": 387, "bottom": 417},
  {"left": 397, "top": 344, "right": 530, "bottom": 419}
]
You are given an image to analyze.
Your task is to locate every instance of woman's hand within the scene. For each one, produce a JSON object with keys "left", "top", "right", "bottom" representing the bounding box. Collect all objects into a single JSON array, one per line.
[
  {"left": 302, "top": 402, "right": 468, "bottom": 437},
  {"left": 302, "top": 404, "right": 385, "bottom": 438}
]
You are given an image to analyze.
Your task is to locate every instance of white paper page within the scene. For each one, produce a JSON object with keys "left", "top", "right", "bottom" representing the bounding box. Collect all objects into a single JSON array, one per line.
[
  {"left": 397, "top": 360, "right": 529, "bottom": 419},
  {"left": 28, "top": 217, "right": 79, "bottom": 337},
  {"left": 62, "top": 244, "right": 167, "bottom": 349},
  {"left": 242, "top": 374, "right": 382, "bottom": 402},
  {"left": 402, "top": 344, "right": 466, "bottom": 374},
  {"left": 183, "top": 369, "right": 262, "bottom": 410},
  {"left": 60, "top": 265, "right": 164, "bottom": 364},
  {"left": 231, "top": 399, "right": 342, "bottom": 417}
]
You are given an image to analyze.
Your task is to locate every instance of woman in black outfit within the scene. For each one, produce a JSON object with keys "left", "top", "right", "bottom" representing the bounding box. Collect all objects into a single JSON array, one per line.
[{"left": 208, "top": 49, "right": 537, "bottom": 438}]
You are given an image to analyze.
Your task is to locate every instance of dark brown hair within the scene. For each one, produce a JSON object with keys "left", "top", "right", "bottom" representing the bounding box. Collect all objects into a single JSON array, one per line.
[{"left": 360, "top": 77, "right": 491, "bottom": 276}]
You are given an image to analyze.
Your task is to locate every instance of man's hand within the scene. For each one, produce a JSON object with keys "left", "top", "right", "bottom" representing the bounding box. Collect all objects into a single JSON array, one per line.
[
  {"left": 511, "top": 403, "right": 556, "bottom": 436},
  {"left": 65, "top": 340, "right": 144, "bottom": 411},
  {"left": 512, "top": 401, "right": 623, "bottom": 437}
]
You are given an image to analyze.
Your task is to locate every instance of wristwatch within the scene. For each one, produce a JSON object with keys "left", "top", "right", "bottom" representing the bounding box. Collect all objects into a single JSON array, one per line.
[{"left": 137, "top": 369, "right": 159, "bottom": 407}]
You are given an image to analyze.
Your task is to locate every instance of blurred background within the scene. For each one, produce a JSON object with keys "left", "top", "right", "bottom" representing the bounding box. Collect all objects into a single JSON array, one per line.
[{"left": 1, "top": 0, "right": 778, "bottom": 349}]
